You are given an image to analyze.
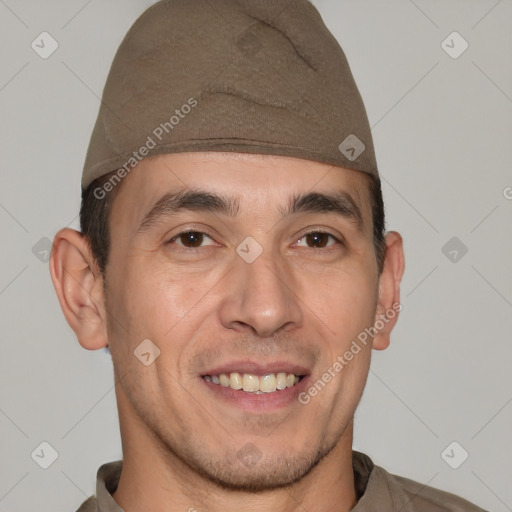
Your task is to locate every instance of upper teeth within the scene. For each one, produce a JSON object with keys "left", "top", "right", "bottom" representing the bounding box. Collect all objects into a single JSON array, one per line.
[{"left": 203, "top": 372, "right": 301, "bottom": 393}]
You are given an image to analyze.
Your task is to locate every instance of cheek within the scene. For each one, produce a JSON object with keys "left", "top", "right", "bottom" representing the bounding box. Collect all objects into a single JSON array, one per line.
[
  {"left": 120, "top": 271, "right": 195, "bottom": 339},
  {"left": 105, "top": 266, "right": 201, "bottom": 402},
  {"left": 107, "top": 257, "right": 221, "bottom": 365},
  {"left": 308, "top": 262, "right": 378, "bottom": 343}
]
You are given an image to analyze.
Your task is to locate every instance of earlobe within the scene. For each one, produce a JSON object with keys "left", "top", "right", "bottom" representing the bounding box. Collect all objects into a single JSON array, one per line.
[
  {"left": 49, "top": 228, "right": 109, "bottom": 351},
  {"left": 372, "top": 231, "right": 405, "bottom": 351}
]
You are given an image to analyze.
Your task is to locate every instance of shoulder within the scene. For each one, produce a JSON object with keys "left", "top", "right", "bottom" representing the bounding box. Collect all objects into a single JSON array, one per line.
[
  {"left": 353, "top": 451, "right": 488, "bottom": 511},
  {"left": 75, "top": 495, "right": 99, "bottom": 512},
  {"left": 74, "top": 460, "right": 123, "bottom": 512},
  {"left": 374, "top": 464, "right": 489, "bottom": 511}
]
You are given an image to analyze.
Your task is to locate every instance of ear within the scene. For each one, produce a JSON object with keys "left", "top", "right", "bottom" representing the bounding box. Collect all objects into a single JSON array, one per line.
[
  {"left": 372, "top": 231, "right": 405, "bottom": 351},
  {"left": 49, "top": 228, "right": 109, "bottom": 351}
]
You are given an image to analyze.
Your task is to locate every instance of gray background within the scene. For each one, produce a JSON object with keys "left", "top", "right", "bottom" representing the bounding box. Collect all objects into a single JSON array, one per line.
[{"left": 1, "top": 1, "right": 511, "bottom": 511}]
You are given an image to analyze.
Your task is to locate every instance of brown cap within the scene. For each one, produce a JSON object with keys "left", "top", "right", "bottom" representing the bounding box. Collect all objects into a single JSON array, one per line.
[{"left": 81, "top": 0, "right": 378, "bottom": 191}]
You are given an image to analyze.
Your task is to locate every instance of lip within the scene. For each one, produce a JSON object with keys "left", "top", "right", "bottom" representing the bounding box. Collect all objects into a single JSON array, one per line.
[{"left": 200, "top": 360, "right": 311, "bottom": 377}]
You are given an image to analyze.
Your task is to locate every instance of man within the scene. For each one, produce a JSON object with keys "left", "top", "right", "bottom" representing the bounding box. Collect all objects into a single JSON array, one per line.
[{"left": 49, "top": 0, "right": 487, "bottom": 510}]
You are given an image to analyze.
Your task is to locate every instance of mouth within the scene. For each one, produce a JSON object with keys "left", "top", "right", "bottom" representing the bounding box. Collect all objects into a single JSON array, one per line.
[
  {"left": 202, "top": 372, "right": 305, "bottom": 394},
  {"left": 199, "top": 361, "right": 311, "bottom": 411}
]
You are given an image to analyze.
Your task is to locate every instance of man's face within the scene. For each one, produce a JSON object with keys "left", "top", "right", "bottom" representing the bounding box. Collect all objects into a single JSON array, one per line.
[{"left": 104, "top": 151, "right": 380, "bottom": 490}]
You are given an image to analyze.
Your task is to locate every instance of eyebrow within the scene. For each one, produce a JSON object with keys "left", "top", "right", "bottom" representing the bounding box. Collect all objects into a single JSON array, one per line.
[{"left": 136, "top": 187, "right": 364, "bottom": 233}]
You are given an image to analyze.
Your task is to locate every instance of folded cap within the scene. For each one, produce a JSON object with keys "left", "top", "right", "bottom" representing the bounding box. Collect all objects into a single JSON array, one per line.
[{"left": 81, "top": 0, "right": 378, "bottom": 191}]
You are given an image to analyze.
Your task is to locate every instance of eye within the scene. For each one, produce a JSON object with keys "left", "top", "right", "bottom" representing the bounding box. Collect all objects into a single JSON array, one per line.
[
  {"left": 167, "top": 230, "right": 216, "bottom": 248},
  {"left": 294, "top": 231, "right": 342, "bottom": 249},
  {"left": 166, "top": 229, "right": 342, "bottom": 250}
]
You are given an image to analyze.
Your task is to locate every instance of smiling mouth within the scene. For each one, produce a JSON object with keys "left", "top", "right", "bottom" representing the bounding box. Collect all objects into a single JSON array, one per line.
[{"left": 202, "top": 372, "right": 304, "bottom": 394}]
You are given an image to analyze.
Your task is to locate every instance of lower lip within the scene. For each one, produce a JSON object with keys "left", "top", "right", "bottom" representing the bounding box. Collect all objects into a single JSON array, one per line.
[{"left": 201, "top": 376, "right": 310, "bottom": 412}]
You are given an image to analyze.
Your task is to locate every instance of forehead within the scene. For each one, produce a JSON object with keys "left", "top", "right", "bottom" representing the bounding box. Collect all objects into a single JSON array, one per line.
[{"left": 110, "top": 152, "right": 373, "bottom": 231}]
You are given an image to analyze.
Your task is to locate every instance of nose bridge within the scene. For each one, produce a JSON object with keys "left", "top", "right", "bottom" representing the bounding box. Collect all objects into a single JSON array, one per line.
[{"left": 219, "top": 239, "right": 302, "bottom": 337}]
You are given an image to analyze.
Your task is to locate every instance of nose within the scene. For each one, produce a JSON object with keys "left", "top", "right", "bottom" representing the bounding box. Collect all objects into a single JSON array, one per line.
[{"left": 218, "top": 244, "right": 303, "bottom": 338}]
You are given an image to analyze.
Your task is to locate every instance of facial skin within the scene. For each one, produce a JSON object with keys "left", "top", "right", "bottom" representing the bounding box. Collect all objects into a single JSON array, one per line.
[{"left": 50, "top": 152, "right": 404, "bottom": 512}]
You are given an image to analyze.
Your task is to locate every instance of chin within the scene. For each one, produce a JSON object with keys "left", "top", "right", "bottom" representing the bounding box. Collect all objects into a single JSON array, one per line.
[{"left": 183, "top": 442, "right": 336, "bottom": 493}]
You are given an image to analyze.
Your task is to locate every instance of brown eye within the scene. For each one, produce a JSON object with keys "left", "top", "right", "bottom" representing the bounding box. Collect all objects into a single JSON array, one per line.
[
  {"left": 168, "top": 231, "right": 214, "bottom": 248},
  {"left": 296, "top": 231, "right": 340, "bottom": 249},
  {"left": 180, "top": 231, "right": 203, "bottom": 247},
  {"left": 306, "top": 232, "right": 329, "bottom": 248}
]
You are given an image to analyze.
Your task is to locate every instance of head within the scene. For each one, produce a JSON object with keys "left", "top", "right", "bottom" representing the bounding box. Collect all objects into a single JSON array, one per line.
[
  {"left": 49, "top": 0, "right": 405, "bottom": 495},
  {"left": 51, "top": 151, "right": 404, "bottom": 492}
]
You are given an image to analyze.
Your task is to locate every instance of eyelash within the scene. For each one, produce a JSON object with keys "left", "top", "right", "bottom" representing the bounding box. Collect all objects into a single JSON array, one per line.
[{"left": 166, "top": 229, "right": 344, "bottom": 250}]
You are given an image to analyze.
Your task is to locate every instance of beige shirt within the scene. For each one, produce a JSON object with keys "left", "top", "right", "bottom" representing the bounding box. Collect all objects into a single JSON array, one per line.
[{"left": 75, "top": 451, "right": 488, "bottom": 511}]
